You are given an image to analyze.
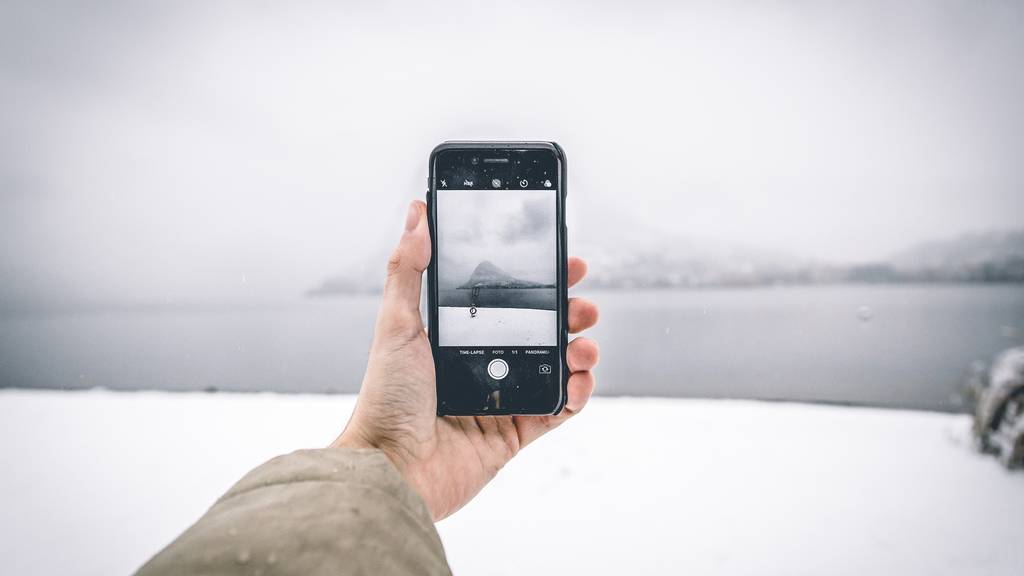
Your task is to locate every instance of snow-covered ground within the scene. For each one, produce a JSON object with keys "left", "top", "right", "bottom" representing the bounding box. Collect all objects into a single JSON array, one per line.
[
  {"left": 440, "top": 306, "right": 557, "bottom": 346},
  {"left": 1, "top": 390, "right": 1021, "bottom": 575}
]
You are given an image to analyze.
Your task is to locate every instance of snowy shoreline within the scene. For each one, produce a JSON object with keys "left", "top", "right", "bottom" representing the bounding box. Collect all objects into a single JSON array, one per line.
[
  {"left": 0, "top": 385, "right": 974, "bottom": 415},
  {"left": 1, "top": 390, "right": 1022, "bottom": 575}
]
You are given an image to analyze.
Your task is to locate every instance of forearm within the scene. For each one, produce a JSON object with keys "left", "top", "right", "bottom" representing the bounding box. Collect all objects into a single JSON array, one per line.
[{"left": 136, "top": 448, "right": 450, "bottom": 576}]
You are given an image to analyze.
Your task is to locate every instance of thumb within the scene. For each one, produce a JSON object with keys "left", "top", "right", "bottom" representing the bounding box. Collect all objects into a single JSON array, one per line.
[{"left": 382, "top": 200, "right": 431, "bottom": 317}]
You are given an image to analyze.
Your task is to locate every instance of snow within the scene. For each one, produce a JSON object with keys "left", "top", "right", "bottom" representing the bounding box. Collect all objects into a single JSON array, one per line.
[
  {"left": 1, "top": 390, "right": 1022, "bottom": 576},
  {"left": 439, "top": 306, "right": 556, "bottom": 346}
]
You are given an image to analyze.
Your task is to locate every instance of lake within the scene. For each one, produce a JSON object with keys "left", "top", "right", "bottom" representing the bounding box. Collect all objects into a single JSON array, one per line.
[
  {"left": 1, "top": 285, "right": 1021, "bottom": 412},
  {"left": 438, "top": 287, "right": 557, "bottom": 310}
]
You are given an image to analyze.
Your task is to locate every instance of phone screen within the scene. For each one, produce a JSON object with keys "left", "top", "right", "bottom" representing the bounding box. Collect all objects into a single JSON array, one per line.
[{"left": 430, "top": 146, "right": 564, "bottom": 414}]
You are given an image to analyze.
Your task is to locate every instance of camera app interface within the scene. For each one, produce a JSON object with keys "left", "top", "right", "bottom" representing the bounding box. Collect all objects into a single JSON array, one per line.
[{"left": 434, "top": 149, "right": 560, "bottom": 413}]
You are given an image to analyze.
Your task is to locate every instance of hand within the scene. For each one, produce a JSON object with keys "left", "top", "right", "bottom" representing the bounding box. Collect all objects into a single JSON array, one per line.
[{"left": 332, "top": 200, "right": 600, "bottom": 521}]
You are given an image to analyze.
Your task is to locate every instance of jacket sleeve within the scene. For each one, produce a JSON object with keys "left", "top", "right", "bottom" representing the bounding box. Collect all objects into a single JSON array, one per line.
[{"left": 135, "top": 448, "right": 451, "bottom": 576}]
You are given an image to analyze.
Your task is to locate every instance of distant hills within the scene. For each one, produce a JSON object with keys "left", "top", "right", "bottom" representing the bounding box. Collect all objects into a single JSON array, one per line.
[
  {"left": 579, "top": 230, "right": 1024, "bottom": 290},
  {"left": 890, "top": 231, "right": 1024, "bottom": 282},
  {"left": 307, "top": 230, "right": 1024, "bottom": 296},
  {"left": 458, "top": 261, "right": 554, "bottom": 289}
]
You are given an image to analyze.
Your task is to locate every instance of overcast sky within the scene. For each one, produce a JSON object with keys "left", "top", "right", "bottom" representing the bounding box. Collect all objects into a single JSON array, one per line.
[
  {"left": 1, "top": 0, "right": 1022, "bottom": 308},
  {"left": 437, "top": 190, "right": 556, "bottom": 290}
]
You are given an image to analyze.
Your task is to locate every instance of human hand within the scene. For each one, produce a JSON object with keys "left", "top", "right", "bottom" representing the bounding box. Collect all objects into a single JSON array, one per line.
[{"left": 332, "top": 200, "right": 600, "bottom": 521}]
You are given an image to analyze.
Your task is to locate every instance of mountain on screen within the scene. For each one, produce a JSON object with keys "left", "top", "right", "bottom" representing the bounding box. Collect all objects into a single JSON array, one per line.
[{"left": 458, "top": 261, "right": 554, "bottom": 289}]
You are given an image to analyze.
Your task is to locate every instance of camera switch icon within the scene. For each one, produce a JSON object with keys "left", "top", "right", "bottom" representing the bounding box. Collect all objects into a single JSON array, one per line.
[{"left": 538, "top": 364, "right": 552, "bottom": 375}]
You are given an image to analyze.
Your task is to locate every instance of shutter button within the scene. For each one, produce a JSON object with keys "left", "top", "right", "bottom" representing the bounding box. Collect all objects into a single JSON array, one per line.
[{"left": 487, "top": 359, "right": 509, "bottom": 380}]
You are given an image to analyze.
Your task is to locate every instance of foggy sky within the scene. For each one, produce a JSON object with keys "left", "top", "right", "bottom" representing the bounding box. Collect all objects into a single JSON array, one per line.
[
  {"left": 2, "top": 0, "right": 1022, "bottom": 309},
  {"left": 437, "top": 190, "right": 556, "bottom": 290}
]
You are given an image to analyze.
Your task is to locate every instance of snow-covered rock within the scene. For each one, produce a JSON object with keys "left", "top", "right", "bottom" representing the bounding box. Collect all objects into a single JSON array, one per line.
[{"left": 973, "top": 346, "right": 1024, "bottom": 469}]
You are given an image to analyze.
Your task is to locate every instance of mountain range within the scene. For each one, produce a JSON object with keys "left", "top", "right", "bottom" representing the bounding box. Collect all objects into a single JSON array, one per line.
[{"left": 307, "top": 230, "right": 1024, "bottom": 296}]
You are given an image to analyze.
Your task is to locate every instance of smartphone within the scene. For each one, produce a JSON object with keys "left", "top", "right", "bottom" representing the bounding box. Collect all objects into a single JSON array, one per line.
[{"left": 427, "top": 141, "right": 568, "bottom": 416}]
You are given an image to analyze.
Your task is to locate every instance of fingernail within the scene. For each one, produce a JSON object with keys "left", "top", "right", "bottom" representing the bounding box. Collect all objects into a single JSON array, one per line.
[{"left": 404, "top": 201, "right": 420, "bottom": 232}]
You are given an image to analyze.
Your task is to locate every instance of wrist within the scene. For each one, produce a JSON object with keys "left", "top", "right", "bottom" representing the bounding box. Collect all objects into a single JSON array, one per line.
[
  {"left": 330, "top": 420, "right": 376, "bottom": 450},
  {"left": 330, "top": 421, "right": 438, "bottom": 518},
  {"left": 331, "top": 425, "right": 412, "bottom": 478}
]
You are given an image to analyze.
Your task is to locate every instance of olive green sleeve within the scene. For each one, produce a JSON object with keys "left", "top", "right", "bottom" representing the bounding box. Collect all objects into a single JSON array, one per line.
[{"left": 136, "top": 448, "right": 450, "bottom": 576}]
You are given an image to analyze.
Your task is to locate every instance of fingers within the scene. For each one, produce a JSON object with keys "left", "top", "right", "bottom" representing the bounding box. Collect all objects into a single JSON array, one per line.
[
  {"left": 567, "top": 337, "right": 600, "bottom": 372},
  {"left": 383, "top": 201, "right": 431, "bottom": 314},
  {"left": 568, "top": 257, "right": 588, "bottom": 288},
  {"left": 514, "top": 370, "right": 596, "bottom": 448},
  {"left": 564, "top": 370, "right": 596, "bottom": 414},
  {"left": 568, "top": 297, "right": 599, "bottom": 334}
]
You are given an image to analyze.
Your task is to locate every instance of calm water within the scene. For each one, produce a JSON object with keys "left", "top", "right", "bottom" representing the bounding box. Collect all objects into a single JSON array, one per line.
[
  {"left": 1, "top": 285, "right": 1022, "bottom": 412},
  {"left": 439, "top": 287, "right": 556, "bottom": 310}
]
